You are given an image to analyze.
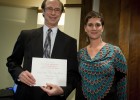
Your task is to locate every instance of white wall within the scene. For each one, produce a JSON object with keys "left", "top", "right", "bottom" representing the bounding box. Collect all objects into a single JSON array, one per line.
[
  {"left": 0, "top": 5, "right": 37, "bottom": 89},
  {"left": 64, "top": 7, "right": 81, "bottom": 50}
]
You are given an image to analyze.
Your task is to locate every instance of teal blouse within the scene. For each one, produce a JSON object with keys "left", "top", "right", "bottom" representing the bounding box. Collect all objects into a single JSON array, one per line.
[{"left": 78, "top": 43, "right": 127, "bottom": 100}]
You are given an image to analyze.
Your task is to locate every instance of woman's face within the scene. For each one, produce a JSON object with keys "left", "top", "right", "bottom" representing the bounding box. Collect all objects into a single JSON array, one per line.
[
  {"left": 43, "top": 0, "right": 62, "bottom": 28},
  {"left": 84, "top": 17, "right": 104, "bottom": 40}
]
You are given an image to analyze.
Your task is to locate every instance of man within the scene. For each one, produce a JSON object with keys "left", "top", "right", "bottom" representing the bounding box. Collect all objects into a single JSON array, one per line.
[{"left": 6, "top": 0, "right": 79, "bottom": 100}]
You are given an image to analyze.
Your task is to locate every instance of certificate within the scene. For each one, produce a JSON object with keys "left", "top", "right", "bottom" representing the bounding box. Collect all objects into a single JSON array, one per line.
[{"left": 31, "top": 57, "right": 67, "bottom": 86}]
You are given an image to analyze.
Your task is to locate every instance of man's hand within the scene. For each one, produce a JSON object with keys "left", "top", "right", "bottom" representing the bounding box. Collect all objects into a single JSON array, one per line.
[
  {"left": 18, "top": 70, "right": 36, "bottom": 86},
  {"left": 40, "top": 83, "right": 64, "bottom": 96}
]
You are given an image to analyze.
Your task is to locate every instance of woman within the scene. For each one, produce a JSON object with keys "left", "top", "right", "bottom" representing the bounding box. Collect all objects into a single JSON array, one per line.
[{"left": 76, "top": 11, "right": 127, "bottom": 100}]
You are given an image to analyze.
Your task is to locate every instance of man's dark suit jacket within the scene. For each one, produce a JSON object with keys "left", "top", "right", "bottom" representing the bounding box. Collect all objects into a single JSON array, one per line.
[{"left": 6, "top": 27, "right": 79, "bottom": 100}]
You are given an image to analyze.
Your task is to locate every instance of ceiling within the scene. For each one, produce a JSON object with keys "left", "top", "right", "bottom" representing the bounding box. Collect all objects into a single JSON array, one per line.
[{"left": 0, "top": 0, "right": 66, "bottom": 8}]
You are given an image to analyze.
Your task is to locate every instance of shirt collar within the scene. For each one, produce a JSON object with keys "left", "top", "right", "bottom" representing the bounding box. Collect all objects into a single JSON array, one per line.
[{"left": 43, "top": 25, "right": 58, "bottom": 34}]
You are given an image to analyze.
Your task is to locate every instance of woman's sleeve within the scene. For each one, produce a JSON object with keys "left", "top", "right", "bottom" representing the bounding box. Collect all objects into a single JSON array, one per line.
[{"left": 114, "top": 46, "right": 128, "bottom": 100}]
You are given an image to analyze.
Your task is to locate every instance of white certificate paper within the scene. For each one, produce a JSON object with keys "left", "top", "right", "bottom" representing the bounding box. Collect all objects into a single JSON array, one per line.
[{"left": 31, "top": 57, "right": 67, "bottom": 86}]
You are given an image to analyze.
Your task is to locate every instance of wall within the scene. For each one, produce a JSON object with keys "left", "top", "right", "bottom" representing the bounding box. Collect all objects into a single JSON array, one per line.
[
  {"left": 0, "top": 5, "right": 37, "bottom": 89},
  {"left": 127, "top": 0, "right": 140, "bottom": 99},
  {"left": 0, "top": 0, "right": 42, "bottom": 8},
  {"left": 66, "top": 0, "right": 81, "bottom": 4},
  {"left": 64, "top": 7, "right": 81, "bottom": 49}
]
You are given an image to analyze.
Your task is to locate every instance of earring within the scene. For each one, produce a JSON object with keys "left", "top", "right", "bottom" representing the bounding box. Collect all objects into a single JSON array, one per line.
[{"left": 86, "top": 37, "right": 89, "bottom": 43}]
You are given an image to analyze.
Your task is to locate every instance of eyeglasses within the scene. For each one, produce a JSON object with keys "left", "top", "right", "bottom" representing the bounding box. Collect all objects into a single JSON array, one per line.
[{"left": 45, "top": 7, "right": 61, "bottom": 13}]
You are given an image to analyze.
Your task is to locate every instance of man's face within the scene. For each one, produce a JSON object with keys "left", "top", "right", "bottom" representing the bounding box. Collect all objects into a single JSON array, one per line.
[{"left": 43, "top": 0, "right": 62, "bottom": 28}]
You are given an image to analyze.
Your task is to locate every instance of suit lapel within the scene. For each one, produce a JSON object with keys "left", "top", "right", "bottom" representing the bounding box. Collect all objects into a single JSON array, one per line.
[
  {"left": 31, "top": 28, "right": 65, "bottom": 58},
  {"left": 51, "top": 29, "right": 64, "bottom": 58},
  {"left": 31, "top": 27, "right": 43, "bottom": 58}
]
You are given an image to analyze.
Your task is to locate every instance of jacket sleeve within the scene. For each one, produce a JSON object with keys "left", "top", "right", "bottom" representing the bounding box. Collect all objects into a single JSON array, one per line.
[{"left": 6, "top": 31, "right": 25, "bottom": 83}]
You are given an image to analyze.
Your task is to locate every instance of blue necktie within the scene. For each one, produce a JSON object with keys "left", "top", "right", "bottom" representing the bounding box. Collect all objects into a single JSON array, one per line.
[{"left": 44, "top": 29, "right": 52, "bottom": 58}]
